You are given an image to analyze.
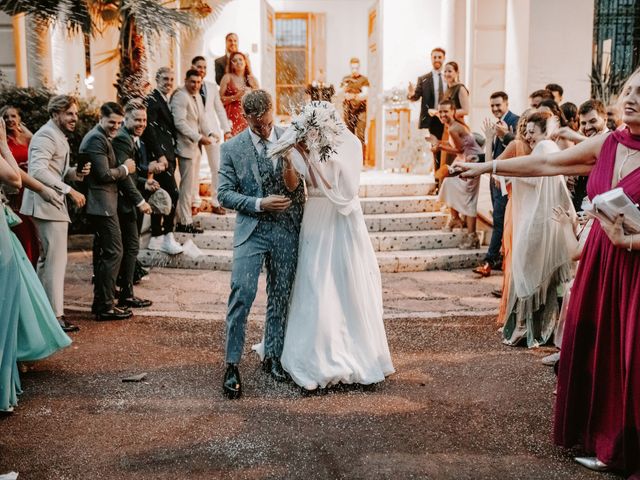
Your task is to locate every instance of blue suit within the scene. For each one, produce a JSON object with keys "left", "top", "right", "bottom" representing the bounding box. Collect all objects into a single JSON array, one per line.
[
  {"left": 485, "top": 110, "right": 519, "bottom": 267},
  {"left": 218, "top": 127, "right": 305, "bottom": 364}
]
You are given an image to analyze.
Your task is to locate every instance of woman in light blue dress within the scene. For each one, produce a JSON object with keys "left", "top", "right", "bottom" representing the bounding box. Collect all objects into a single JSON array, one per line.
[{"left": 0, "top": 119, "right": 71, "bottom": 413}]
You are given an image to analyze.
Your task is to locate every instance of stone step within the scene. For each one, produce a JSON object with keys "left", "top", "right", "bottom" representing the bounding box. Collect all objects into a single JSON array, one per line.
[
  {"left": 195, "top": 209, "right": 447, "bottom": 233},
  {"left": 200, "top": 173, "right": 436, "bottom": 199},
  {"left": 361, "top": 195, "right": 441, "bottom": 214},
  {"left": 365, "top": 212, "right": 447, "bottom": 232},
  {"left": 174, "top": 229, "right": 467, "bottom": 252},
  {"left": 376, "top": 248, "right": 485, "bottom": 273},
  {"left": 139, "top": 246, "right": 484, "bottom": 273}
]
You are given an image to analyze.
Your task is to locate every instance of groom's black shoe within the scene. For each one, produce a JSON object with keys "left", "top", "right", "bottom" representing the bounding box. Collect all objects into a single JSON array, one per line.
[
  {"left": 223, "top": 364, "right": 242, "bottom": 399},
  {"left": 269, "top": 358, "right": 289, "bottom": 383}
]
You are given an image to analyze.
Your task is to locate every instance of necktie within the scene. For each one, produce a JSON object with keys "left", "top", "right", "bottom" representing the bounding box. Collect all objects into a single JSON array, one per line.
[
  {"left": 200, "top": 84, "right": 207, "bottom": 107},
  {"left": 436, "top": 72, "right": 443, "bottom": 104},
  {"left": 259, "top": 138, "right": 274, "bottom": 171}
]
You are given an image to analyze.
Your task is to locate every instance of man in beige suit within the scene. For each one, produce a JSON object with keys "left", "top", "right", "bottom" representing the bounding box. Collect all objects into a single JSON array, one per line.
[
  {"left": 21, "top": 95, "right": 89, "bottom": 332},
  {"left": 191, "top": 55, "right": 231, "bottom": 215},
  {"left": 170, "top": 68, "right": 217, "bottom": 233}
]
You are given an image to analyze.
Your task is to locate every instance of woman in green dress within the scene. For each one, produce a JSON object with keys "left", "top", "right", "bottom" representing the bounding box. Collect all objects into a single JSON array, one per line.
[{"left": 0, "top": 118, "right": 71, "bottom": 413}]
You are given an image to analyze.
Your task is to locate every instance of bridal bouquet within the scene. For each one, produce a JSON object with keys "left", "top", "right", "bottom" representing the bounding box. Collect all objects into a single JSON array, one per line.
[{"left": 267, "top": 101, "right": 345, "bottom": 163}]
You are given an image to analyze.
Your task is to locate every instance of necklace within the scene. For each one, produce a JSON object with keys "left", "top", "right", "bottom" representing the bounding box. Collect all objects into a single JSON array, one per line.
[{"left": 617, "top": 145, "right": 640, "bottom": 183}]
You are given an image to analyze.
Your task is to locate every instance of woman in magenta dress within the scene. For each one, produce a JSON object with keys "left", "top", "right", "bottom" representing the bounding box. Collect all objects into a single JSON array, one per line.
[
  {"left": 1, "top": 105, "right": 38, "bottom": 266},
  {"left": 219, "top": 52, "right": 259, "bottom": 137},
  {"left": 457, "top": 68, "right": 640, "bottom": 477}
]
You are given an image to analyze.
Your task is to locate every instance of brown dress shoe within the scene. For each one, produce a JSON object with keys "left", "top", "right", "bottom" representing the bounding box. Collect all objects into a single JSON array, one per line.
[
  {"left": 472, "top": 262, "right": 492, "bottom": 277},
  {"left": 211, "top": 205, "right": 226, "bottom": 216}
]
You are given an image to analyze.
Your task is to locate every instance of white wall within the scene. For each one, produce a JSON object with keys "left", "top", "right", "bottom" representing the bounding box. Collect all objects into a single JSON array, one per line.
[
  {"left": 267, "top": 0, "right": 371, "bottom": 88},
  {"left": 526, "top": 0, "right": 594, "bottom": 108},
  {"left": 200, "top": 0, "right": 263, "bottom": 84},
  {"left": 380, "top": 0, "right": 443, "bottom": 90}
]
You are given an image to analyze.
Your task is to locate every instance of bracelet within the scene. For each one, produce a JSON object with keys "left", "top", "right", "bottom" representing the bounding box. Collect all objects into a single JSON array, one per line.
[
  {"left": 492, "top": 160, "right": 498, "bottom": 175},
  {"left": 629, "top": 234, "right": 634, "bottom": 252}
]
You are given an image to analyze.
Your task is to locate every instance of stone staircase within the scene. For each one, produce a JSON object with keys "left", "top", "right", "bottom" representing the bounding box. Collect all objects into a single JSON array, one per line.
[{"left": 138, "top": 172, "right": 485, "bottom": 273}]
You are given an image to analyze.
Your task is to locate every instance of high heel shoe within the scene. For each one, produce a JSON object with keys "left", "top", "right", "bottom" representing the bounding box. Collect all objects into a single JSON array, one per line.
[
  {"left": 442, "top": 216, "right": 464, "bottom": 232},
  {"left": 574, "top": 457, "right": 609, "bottom": 472}
]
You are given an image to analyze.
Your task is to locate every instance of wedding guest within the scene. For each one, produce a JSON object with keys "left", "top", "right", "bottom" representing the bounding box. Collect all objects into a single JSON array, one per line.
[
  {"left": 2, "top": 105, "right": 37, "bottom": 265},
  {"left": 220, "top": 52, "right": 259, "bottom": 137},
  {"left": 472, "top": 92, "right": 519, "bottom": 277},
  {"left": 442, "top": 62, "right": 470, "bottom": 120},
  {"left": 483, "top": 112, "right": 533, "bottom": 321},
  {"left": 0, "top": 121, "right": 71, "bottom": 414},
  {"left": 171, "top": 69, "right": 216, "bottom": 233},
  {"left": 458, "top": 68, "right": 640, "bottom": 476},
  {"left": 528, "top": 89, "right": 554, "bottom": 108},
  {"left": 560, "top": 102, "right": 579, "bottom": 131},
  {"left": 81, "top": 102, "right": 136, "bottom": 321},
  {"left": 340, "top": 57, "right": 369, "bottom": 144},
  {"left": 407, "top": 47, "right": 446, "bottom": 139},
  {"left": 545, "top": 83, "right": 564, "bottom": 104},
  {"left": 141, "top": 67, "right": 183, "bottom": 254},
  {"left": 538, "top": 99, "right": 573, "bottom": 150},
  {"left": 215, "top": 32, "right": 239, "bottom": 86},
  {"left": 111, "top": 100, "right": 153, "bottom": 309},
  {"left": 606, "top": 103, "right": 623, "bottom": 131},
  {"left": 20, "top": 95, "right": 88, "bottom": 333},
  {"left": 432, "top": 99, "right": 482, "bottom": 249},
  {"left": 3, "top": 106, "right": 70, "bottom": 270},
  {"left": 191, "top": 55, "right": 231, "bottom": 215}
]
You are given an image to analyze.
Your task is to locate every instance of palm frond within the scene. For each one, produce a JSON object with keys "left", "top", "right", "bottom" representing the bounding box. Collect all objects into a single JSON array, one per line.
[
  {"left": 122, "top": 0, "right": 194, "bottom": 39},
  {"left": 0, "top": 0, "right": 92, "bottom": 35},
  {"left": 176, "top": 0, "right": 232, "bottom": 28}
]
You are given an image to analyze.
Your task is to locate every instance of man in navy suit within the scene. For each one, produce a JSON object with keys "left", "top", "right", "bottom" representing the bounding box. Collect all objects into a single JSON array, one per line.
[{"left": 473, "top": 91, "right": 519, "bottom": 278}]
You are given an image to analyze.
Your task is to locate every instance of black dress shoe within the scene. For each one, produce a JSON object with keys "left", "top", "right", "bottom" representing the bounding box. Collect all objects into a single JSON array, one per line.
[
  {"left": 133, "top": 261, "right": 149, "bottom": 285},
  {"left": 118, "top": 297, "right": 153, "bottom": 308},
  {"left": 223, "top": 364, "right": 242, "bottom": 399},
  {"left": 95, "top": 306, "right": 132, "bottom": 321},
  {"left": 58, "top": 316, "right": 80, "bottom": 333},
  {"left": 269, "top": 358, "right": 289, "bottom": 383},
  {"left": 175, "top": 223, "right": 204, "bottom": 234}
]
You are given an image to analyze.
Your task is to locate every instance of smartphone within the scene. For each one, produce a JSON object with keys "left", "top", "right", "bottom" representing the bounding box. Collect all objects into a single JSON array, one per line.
[{"left": 76, "top": 152, "right": 90, "bottom": 172}]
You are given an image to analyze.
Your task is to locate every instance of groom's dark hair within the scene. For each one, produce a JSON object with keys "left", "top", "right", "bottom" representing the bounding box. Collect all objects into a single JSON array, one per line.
[{"left": 242, "top": 89, "right": 272, "bottom": 118}]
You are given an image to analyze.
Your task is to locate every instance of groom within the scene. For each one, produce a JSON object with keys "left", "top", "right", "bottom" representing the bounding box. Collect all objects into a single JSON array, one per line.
[{"left": 217, "top": 89, "right": 305, "bottom": 399}]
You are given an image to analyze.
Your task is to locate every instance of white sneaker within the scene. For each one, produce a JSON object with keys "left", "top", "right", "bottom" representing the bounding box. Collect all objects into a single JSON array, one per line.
[
  {"left": 161, "top": 232, "right": 184, "bottom": 255},
  {"left": 148, "top": 235, "right": 164, "bottom": 251}
]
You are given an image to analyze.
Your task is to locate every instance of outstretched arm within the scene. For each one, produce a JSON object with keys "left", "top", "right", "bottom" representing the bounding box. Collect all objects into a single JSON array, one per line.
[{"left": 459, "top": 132, "right": 606, "bottom": 179}]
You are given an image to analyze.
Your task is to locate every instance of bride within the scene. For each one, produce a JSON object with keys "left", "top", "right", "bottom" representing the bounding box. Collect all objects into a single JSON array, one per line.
[{"left": 256, "top": 102, "right": 394, "bottom": 390}]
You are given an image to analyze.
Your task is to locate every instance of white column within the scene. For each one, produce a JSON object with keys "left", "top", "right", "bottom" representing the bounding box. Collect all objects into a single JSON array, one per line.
[
  {"left": 504, "top": 0, "right": 531, "bottom": 115},
  {"left": 51, "top": 25, "right": 86, "bottom": 95}
]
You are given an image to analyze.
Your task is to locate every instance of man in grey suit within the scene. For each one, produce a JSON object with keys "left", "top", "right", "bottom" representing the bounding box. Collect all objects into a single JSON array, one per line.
[
  {"left": 21, "top": 95, "right": 89, "bottom": 332},
  {"left": 171, "top": 69, "right": 218, "bottom": 233},
  {"left": 191, "top": 55, "right": 231, "bottom": 215},
  {"left": 81, "top": 102, "right": 137, "bottom": 321},
  {"left": 218, "top": 90, "right": 305, "bottom": 399}
]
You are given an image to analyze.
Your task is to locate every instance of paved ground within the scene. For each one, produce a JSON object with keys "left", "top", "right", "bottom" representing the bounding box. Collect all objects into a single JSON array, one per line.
[{"left": 0, "top": 253, "right": 617, "bottom": 479}]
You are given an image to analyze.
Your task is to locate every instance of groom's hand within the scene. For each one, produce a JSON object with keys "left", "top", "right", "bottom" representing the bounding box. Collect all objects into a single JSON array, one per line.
[{"left": 261, "top": 195, "right": 292, "bottom": 212}]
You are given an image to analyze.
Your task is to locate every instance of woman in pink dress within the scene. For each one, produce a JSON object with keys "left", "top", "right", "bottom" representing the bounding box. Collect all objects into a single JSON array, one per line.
[
  {"left": 220, "top": 52, "right": 259, "bottom": 137},
  {"left": 457, "top": 68, "right": 640, "bottom": 477}
]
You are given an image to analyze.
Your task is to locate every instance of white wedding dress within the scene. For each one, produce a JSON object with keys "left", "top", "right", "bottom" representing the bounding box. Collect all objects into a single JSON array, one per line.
[{"left": 278, "top": 129, "right": 394, "bottom": 390}]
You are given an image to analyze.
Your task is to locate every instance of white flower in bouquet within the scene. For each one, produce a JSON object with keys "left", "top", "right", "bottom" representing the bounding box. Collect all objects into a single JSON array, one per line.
[{"left": 267, "top": 101, "right": 346, "bottom": 162}]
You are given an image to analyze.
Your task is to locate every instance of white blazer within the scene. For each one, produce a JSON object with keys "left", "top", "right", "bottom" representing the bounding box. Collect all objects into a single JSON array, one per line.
[
  {"left": 170, "top": 86, "right": 213, "bottom": 160},
  {"left": 202, "top": 80, "right": 230, "bottom": 135},
  {"left": 20, "top": 119, "right": 78, "bottom": 222}
]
